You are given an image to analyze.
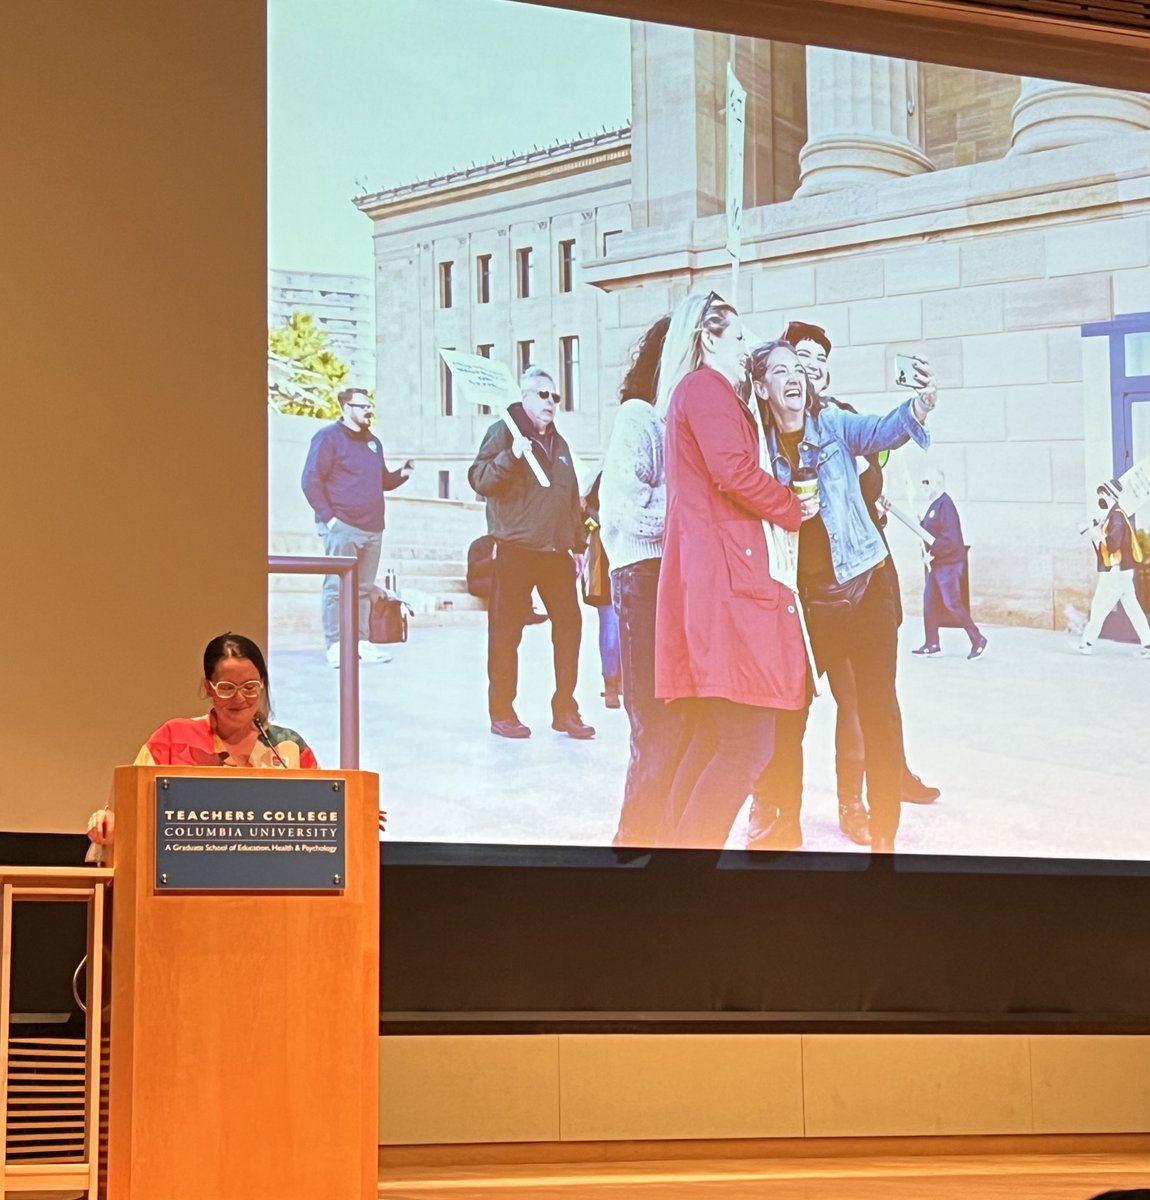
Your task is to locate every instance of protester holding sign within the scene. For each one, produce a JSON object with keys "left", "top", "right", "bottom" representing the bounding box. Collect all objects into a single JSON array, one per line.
[
  {"left": 1079, "top": 479, "right": 1150, "bottom": 657},
  {"left": 468, "top": 367, "right": 594, "bottom": 741}
]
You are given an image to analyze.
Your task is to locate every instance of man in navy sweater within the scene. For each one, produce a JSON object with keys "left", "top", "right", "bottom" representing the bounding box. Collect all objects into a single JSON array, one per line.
[{"left": 301, "top": 387, "right": 412, "bottom": 666}]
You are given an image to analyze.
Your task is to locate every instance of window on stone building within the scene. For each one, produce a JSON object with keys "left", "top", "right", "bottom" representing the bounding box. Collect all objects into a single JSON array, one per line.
[
  {"left": 602, "top": 229, "right": 622, "bottom": 255},
  {"left": 438, "top": 470, "right": 451, "bottom": 500},
  {"left": 558, "top": 240, "right": 576, "bottom": 293},
  {"left": 441, "top": 351, "right": 455, "bottom": 416},
  {"left": 517, "top": 339, "right": 534, "bottom": 377},
  {"left": 476, "top": 254, "right": 491, "bottom": 304},
  {"left": 439, "top": 262, "right": 454, "bottom": 309},
  {"left": 516, "top": 247, "right": 533, "bottom": 299},
  {"left": 560, "top": 336, "right": 579, "bottom": 412}
]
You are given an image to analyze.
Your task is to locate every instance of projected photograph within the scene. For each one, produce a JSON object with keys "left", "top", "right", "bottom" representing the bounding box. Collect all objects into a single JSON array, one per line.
[{"left": 268, "top": 0, "right": 1150, "bottom": 859}]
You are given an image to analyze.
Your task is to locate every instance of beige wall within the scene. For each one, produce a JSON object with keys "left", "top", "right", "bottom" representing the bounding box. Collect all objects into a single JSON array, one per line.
[
  {"left": 3, "top": 2, "right": 267, "bottom": 831},
  {"left": 379, "top": 1033, "right": 1150, "bottom": 1144}
]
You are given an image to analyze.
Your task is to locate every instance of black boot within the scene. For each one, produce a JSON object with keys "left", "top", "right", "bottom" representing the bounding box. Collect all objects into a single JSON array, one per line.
[{"left": 836, "top": 756, "right": 871, "bottom": 846}]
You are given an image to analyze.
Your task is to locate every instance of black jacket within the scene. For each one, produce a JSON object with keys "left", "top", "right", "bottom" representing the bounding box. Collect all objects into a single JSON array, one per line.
[{"left": 468, "top": 407, "right": 586, "bottom": 554}]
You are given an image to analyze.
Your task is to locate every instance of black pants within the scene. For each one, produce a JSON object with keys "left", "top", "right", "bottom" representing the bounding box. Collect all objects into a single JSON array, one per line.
[
  {"left": 666, "top": 698, "right": 778, "bottom": 850},
  {"left": 805, "top": 565, "right": 905, "bottom": 841},
  {"left": 487, "top": 541, "right": 582, "bottom": 722}
]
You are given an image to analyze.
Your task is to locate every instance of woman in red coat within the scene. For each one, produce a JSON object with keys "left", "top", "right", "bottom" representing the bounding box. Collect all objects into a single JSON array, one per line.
[{"left": 654, "top": 292, "right": 813, "bottom": 849}]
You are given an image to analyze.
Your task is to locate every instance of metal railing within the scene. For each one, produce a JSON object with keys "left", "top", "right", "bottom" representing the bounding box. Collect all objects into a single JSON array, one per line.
[{"left": 267, "top": 555, "right": 359, "bottom": 768}]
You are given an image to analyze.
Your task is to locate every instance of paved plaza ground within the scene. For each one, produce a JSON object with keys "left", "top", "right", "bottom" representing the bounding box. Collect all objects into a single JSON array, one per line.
[{"left": 268, "top": 614, "right": 1150, "bottom": 862}]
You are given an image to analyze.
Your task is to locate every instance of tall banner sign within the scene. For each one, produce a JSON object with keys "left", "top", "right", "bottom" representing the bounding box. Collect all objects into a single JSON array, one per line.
[{"left": 725, "top": 63, "right": 747, "bottom": 298}]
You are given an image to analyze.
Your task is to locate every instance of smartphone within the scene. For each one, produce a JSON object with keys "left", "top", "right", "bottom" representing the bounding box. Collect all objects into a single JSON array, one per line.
[{"left": 894, "top": 354, "right": 919, "bottom": 389}]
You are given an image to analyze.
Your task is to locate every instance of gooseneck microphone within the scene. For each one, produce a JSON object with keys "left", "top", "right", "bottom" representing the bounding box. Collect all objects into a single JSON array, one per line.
[{"left": 252, "top": 713, "right": 288, "bottom": 769}]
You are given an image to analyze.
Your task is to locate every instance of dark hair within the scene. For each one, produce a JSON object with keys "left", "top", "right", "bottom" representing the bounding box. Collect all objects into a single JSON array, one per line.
[
  {"left": 202, "top": 632, "right": 271, "bottom": 714},
  {"left": 620, "top": 315, "right": 671, "bottom": 404},
  {"left": 782, "top": 320, "right": 832, "bottom": 356},
  {"left": 337, "top": 386, "right": 370, "bottom": 407}
]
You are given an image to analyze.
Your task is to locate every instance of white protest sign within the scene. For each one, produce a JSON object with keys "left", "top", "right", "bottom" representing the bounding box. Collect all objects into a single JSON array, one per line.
[
  {"left": 1117, "top": 460, "right": 1150, "bottom": 515},
  {"left": 725, "top": 63, "right": 747, "bottom": 298},
  {"left": 438, "top": 349, "right": 549, "bottom": 487}
]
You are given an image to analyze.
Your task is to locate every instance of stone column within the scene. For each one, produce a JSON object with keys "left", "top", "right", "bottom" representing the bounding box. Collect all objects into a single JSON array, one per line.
[
  {"left": 1009, "top": 78, "right": 1150, "bottom": 155},
  {"left": 796, "top": 48, "right": 932, "bottom": 197}
]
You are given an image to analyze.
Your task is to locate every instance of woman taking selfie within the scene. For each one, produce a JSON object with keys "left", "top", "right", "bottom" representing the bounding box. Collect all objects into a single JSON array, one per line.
[{"left": 749, "top": 341, "right": 935, "bottom": 853}]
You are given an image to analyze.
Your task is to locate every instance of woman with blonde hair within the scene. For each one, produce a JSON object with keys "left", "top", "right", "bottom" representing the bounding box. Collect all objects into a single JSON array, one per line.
[{"left": 655, "top": 291, "right": 813, "bottom": 849}]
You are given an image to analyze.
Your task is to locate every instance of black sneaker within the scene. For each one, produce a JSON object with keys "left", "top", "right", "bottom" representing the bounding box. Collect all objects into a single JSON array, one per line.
[
  {"left": 551, "top": 712, "right": 596, "bottom": 739},
  {"left": 968, "top": 635, "right": 988, "bottom": 660},
  {"left": 491, "top": 717, "right": 531, "bottom": 739},
  {"left": 912, "top": 644, "right": 942, "bottom": 656}
]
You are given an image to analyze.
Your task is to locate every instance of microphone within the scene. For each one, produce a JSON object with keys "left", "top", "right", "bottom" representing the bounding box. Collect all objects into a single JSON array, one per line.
[{"left": 252, "top": 713, "right": 288, "bottom": 769}]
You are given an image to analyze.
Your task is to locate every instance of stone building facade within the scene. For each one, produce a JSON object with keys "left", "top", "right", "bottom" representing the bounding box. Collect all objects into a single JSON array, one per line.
[{"left": 354, "top": 26, "right": 1150, "bottom": 629}]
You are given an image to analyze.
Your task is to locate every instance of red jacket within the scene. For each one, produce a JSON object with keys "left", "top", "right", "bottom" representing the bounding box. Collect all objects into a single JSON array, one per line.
[{"left": 655, "top": 366, "right": 807, "bottom": 710}]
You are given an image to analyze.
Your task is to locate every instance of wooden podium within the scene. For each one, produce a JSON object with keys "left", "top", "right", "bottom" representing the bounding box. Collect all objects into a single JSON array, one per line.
[{"left": 104, "top": 766, "right": 379, "bottom": 1200}]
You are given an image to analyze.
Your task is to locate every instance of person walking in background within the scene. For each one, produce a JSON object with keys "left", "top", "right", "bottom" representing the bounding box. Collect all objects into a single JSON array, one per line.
[
  {"left": 913, "top": 468, "right": 988, "bottom": 661},
  {"left": 655, "top": 293, "right": 810, "bottom": 850},
  {"left": 469, "top": 366, "right": 595, "bottom": 740},
  {"left": 1079, "top": 479, "right": 1150, "bottom": 657},
  {"left": 301, "top": 386, "right": 412, "bottom": 668},
  {"left": 599, "top": 315, "right": 689, "bottom": 846},
  {"left": 580, "top": 474, "right": 622, "bottom": 709}
]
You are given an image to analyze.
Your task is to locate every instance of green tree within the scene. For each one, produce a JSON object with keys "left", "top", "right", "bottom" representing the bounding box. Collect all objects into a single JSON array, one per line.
[{"left": 268, "top": 312, "right": 361, "bottom": 419}]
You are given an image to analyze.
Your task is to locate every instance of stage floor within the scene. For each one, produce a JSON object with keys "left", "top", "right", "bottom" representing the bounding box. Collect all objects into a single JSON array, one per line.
[{"left": 378, "top": 1150, "right": 1150, "bottom": 1198}]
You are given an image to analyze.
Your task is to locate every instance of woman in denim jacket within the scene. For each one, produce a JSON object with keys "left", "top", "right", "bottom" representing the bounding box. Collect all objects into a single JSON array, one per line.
[{"left": 747, "top": 340, "right": 935, "bottom": 853}]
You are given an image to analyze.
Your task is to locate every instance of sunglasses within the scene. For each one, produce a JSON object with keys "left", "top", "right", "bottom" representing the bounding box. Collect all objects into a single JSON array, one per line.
[
  {"left": 701, "top": 289, "right": 724, "bottom": 321},
  {"left": 530, "top": 390, "right": 560, "bottom": 402}
]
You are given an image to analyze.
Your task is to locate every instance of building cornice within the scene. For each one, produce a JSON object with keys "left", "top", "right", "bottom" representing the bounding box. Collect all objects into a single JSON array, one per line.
[{"left": 355, "top": 128, "right": 631, "bottom": 222}]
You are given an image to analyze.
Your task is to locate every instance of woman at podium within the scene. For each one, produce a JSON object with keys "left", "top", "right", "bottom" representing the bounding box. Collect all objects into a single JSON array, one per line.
[{"left": 87, "top": 632, "right": 316, "bottom": 847}]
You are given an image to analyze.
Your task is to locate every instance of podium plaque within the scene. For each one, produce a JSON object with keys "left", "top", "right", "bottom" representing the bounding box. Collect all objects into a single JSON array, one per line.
[{"left": 153, "top": 775, "right": 347, "bottom": 890}]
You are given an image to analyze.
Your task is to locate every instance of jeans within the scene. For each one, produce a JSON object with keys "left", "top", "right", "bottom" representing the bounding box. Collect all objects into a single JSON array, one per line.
[
  {"left": 322, "top": 519, "right": 382, "bottom": 645},
  {"left": 596, "top": 602, "right": 620, "bottom": 680},
  {"left": 488, "top": 542, "right": 582, "bottom": 721},
  {"left": 610, "top": 559, "right": 687, "bottom": 846},
  {"left": 667, "top": 697, "right": 778, "bottom": 850},
  {"left": 924, "top": 560, "right": 982, "bottom": 647}
]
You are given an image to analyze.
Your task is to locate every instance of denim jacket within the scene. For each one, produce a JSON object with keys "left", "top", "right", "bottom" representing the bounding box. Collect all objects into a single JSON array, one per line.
[{"left": 766, "top": 397, "right": 930, "bottom": 584}]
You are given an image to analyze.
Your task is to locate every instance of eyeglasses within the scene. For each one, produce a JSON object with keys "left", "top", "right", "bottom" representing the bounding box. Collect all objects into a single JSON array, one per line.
[
  {"left": 701, "top": 289, "right": 723, "bottom": 321},
  {"left": 529, "top": 390, "right": 560, "bottom": 402},
  {"left": 346, "top": 402, "right": 373, "bottom": 411},
  {"left": 207, "top": 679, "right": 264, "bottom": 700}
]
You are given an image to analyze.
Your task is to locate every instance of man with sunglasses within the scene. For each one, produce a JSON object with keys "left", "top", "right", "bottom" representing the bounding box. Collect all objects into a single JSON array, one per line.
[
  {"left": 469, "top": 367, "right": 594, "bottom": 740},
  {"left": 302, "top": 386, "right": 413, "bottom": 667}
]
